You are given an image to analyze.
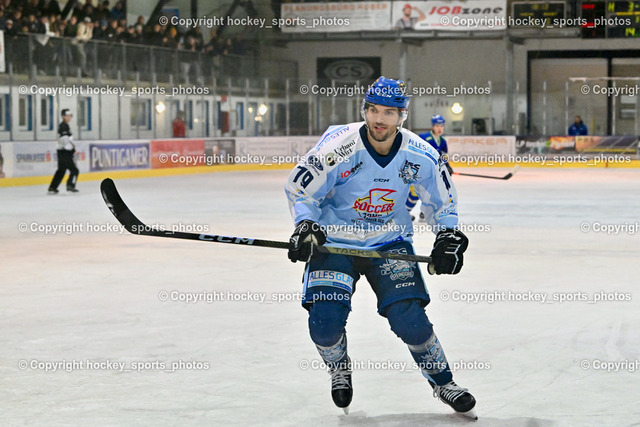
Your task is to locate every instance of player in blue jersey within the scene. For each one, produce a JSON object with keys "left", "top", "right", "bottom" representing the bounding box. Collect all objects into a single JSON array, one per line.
[
  {"left": 419, "top": 114, "right": 452, "bottom": 174},
  {"left": 285, "top": 77, "right": 476, "bottom": 419},
  {"left": 407, "top": 115, "right": 451, "bottom": 220}
]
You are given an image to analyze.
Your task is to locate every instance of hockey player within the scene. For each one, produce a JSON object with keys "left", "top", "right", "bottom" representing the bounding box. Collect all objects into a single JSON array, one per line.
[
  {"left": 48, "top": 109, "right": 79, "bottom": 194},
  {"left": 285, "top": 77, "right": 476, "bottom": 419},
  {"left": 419, "top": 115, "right": 452, "bottom": 175},
  {"left": 407, "top": 114, "right": 451, "bottom": 219}
]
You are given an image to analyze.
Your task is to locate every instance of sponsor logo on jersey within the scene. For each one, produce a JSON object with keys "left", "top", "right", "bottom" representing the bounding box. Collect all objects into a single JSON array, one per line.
[
  {"left": 308, "top": 270, "right": 354, "bottom": 292},
  {"left": 353, "top": 188, "right": 396, "bottom": 222},
  {"left": 339, "top": 161, "right": 363, "bottom": 179},
  {"left": 334, "top": 139, "right": 356, "bottom": 158},
  {"left": 315, "top": 125, "right": 351, "bottom": 150},
  {"left": 399, "top": 160, "right": 421, "bottom": 184},
  {"left": 324, "top": 153, "right": 336, "bottom": 166},
  {"left": 395, "top": 281, "right": 416, "bottom": 288},
  {"left": 380, "top": 249, "right": 416, "bottom": 281},
  {"left": 374, "top": 178, "right": 390, "bottom": 182}
]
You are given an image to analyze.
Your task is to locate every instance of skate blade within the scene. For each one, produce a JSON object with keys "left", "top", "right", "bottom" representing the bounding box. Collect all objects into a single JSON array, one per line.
[{"left": 457, "top": 407, "right": 478, "bottom": 421}]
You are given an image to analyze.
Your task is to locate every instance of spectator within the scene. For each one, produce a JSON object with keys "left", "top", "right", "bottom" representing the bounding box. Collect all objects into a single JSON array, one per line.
[
  {"left": 568, "top": 115, "right": 588, "bottom": 136},
  {"left": 164, "top": 26, "right": 178, "bottom": 48},
  {"left": 94, "top": 1, "right": 110, "bottom": 23},
  {"left": 104, "top": 18, "right": 118, "bottom": 41},
  {"left": 76, "top": 17, "right": 94, "bottom": 74},
  {"left": 26, "top": 13, "right": 39, "bottom": 33},
  {"left": 64, "top": 15, "right": 78, "bottom": 38},
  {"left": 147, "top": 23, "right": 164, "bottom": 46},
  {"left": 92, "top": 19, "right": 108, "bottom": 40},
  {"left": 12, "top": 10, "right": 23, "bottom": 29},
  {"left": 121, "top": 25, "right": 137, "bottom": 43},
  {"left": 82, "top": 0, "right": 95, "bottom": 17},
  {"left": 41, "top": 0, "right": 62, "bottom": 17},
  {"left": 172, "top": 111, "right": 186, "bottom": 137},
  {"left": 0, "top": 8, "right": 6, "bottom": 31},
  {"left": 185, "top": 26, "right": 204, "bottom": 48},
  {"left": 110, "top": 1, "right": 124, "bottom": 21},
  {"left": 23, "top": 0, "right": 38, "bottom": 17},
  {"left": 4, "top": 18, "right": 18, "bottom": 38}
]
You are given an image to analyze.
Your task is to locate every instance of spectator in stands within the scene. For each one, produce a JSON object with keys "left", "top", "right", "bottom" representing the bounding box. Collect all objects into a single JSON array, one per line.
[
  {"left": 185, "top": 26, "right": 204, "bottom": 49},
  {"left": 94, "top": 1, "right": 110, "bottom": 23},
  {"left": 4, "top": 18, "right": 18, "bottom": 38},
  {"left": 76, "top": 17, "right": 94, "bottom": 74},
  {"left": 92, "top": 19, "right": 108, "bottom": 40},
  {"left": 41, "top": 0, "right": 61, "bottom": 17},
  {"left": 165, "top": 26, "right": 178, "bottom": 48},
  {"left": 64, "top": 15, "right": 78, "bottom": 38},
  {"left": 105, "top": 18, "right": 118, "bottom": 41},
  {"left": 173, "top": 111, "right": 186, "bottom": 138},
  {"left": 26, "top": 13, "right": 39, "bottom": 33},
  {"left": 23, "top": 0, "right": 39, "bottom": 17},
  {"left": 11, "top": 10, "right": 23, "bottom": 29},
  {"left": 568, "top": 115, "right": 588, "bottom": 136},
  {"left": 83, "top": 0, "right": 95, "bottom": 18},
  {"left": 0, "top": 8, "right": 7, "bottom": 30},
  {"left": 122, "top": 25, "right": 138, "bottom": 44},
  {"left": 110, "top": 1, "right": 124, "bottom": 21}
]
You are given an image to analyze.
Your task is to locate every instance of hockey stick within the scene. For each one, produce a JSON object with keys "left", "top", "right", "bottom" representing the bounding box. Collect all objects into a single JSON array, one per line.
[
  {"left": 453, "top": 165, "right": 520, "bottom": 180},
  {"left": 100, "top": 179, "right": 436, "bottom": 272}
]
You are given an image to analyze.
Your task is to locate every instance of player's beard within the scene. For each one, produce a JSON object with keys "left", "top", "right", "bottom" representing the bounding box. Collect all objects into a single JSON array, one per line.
[{"left": 367, "top": 122, "right": 398, "bottom": 143}]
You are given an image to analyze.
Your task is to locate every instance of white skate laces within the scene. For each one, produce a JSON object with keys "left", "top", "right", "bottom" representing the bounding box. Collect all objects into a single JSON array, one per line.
[{"left": 432, "top": 381, "right": 468, "bottom": 403}]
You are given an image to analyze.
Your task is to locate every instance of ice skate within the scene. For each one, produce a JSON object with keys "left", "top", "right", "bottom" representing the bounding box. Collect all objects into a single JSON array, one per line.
[
  {"left": 431, "top": 381, "right": 477, "bottom": 420},
  {"left": 329, "top": 357, "right": 352, "bottom": 414}
]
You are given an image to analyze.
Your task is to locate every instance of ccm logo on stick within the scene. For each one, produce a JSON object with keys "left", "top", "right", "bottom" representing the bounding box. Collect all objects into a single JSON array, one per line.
[{"left": 199, "top": 234, "right": 255, "bottom": 244}]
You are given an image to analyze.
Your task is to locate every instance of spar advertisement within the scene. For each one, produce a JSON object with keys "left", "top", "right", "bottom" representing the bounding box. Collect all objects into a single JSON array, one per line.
[
  {"left": 150, "top": 139, "right": 205, "bottom": 169},
  {"left": 6, "top": 141, "right": 89, "bottom": 177}
]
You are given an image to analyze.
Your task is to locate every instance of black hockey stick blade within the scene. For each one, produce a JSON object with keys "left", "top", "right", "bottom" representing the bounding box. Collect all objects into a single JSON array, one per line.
[
  {"left": 454, "top": 165, "right": 520, "bottom": 180},
  {"left": 100, "top": 179, "right": 435, "bottom": 271}
]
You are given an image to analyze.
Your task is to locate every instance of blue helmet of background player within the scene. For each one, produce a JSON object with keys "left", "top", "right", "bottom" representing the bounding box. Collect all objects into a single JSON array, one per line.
[
  {"left": 431, "top": 114, "right": 445, "bottom": 125},
  {"left": 361, "top": 76, "right": 409, "bottom": 123}
]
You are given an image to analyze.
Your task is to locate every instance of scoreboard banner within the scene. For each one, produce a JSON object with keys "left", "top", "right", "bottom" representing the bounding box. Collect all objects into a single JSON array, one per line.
[
  {"left": 392, "top": 0, "right": 507, "bottom": 31},
  {"left": 280, "top": 2, "right": 392, "bottom": 33}
]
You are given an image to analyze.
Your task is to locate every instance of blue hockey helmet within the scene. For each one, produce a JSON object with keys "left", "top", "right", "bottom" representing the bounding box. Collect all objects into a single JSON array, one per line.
[
  {"left": 362, "top": 76, "right": 409, "bottom": 123},
  {"left": 431, "top": 114, "right": 445, "bottom": 125},
  {"left": 364, "top": 76, "right": 409, "bottom": 109}
]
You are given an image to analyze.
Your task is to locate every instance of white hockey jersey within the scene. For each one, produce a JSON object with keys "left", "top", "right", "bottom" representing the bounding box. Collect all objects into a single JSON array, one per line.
[{"left": 285, "top": 122, "right": 459, "bottom": 250}]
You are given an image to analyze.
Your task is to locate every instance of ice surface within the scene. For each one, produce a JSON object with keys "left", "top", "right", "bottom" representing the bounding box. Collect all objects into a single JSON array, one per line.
[{"left": 1, "top": 168, "right": 639, "bottom": 426}]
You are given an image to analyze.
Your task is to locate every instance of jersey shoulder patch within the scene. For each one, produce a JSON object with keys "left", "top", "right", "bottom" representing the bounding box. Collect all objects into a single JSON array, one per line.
[
  {"left": 312, "top": 122, "right": 363, "bottom": 167},
  {"left": 402, "top": 129, "right": 439, "bottom": 165}
]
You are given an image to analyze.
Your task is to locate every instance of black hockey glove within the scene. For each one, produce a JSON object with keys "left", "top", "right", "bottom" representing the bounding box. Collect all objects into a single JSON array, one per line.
[
  {"left": 430, "top": 229, "right": 469, "bottom": 275},
  {"left": 288, "top": 220, "right": 326, "bottom": 263}
]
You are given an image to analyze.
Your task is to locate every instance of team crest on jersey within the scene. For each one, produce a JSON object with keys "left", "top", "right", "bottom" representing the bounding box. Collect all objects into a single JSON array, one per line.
[
  {"left": 352, "top": 188, "right": 396, "bottom": 223},
  {"left": 305, "top": 155, "right": 324, "bottom": 173},
  {"left": 380, "top": 249, "right": 416, "bottom": 281},
  {"left": 399, "top": 160, "right": 421, "bottom": 184}
]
